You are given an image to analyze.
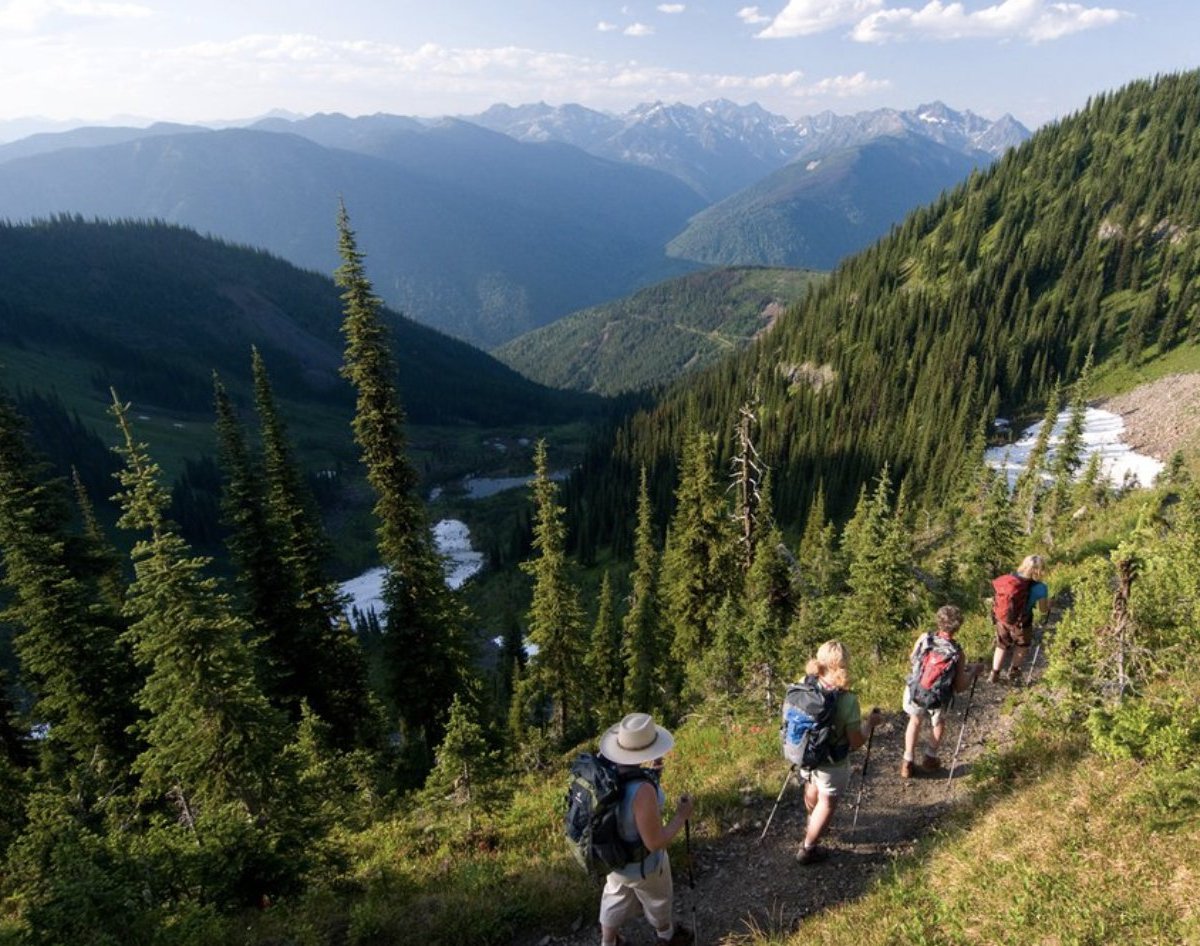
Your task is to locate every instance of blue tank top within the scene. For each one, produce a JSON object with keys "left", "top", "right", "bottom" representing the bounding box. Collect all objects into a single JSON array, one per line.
[{"left": 611, "top": 776, "right": 665, "bottom": 879}]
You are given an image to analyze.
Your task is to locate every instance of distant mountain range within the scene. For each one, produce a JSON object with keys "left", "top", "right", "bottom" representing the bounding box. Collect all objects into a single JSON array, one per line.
[{"left": 0, "top": 100, "right": 1028, "bottom": 348}]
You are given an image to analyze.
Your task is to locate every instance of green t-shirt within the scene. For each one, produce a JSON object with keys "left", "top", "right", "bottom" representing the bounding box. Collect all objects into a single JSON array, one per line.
[{"left": 828, "top": 689, "right": 862, "bottom": 768}]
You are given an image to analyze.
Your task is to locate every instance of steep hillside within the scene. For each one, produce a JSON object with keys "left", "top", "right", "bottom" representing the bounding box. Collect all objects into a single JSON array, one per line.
[
  {"left": 0, "top": 127, "right": 704, "bottom": 348},
  {"left": 568, "top": 71, "right": 1200, "bottom": 554},
  {"left": 666, "top": 134, "right": 986, "bottom": 269},
  {"left": 494, "top": 266, "right": 824, "bottom": 395},
  {"left": 0, "top": 217, "right": 601, "bottom": 457}
]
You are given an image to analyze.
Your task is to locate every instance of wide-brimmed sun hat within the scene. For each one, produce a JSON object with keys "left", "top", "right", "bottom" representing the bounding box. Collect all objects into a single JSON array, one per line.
[{"left": 598, "top": 712, "right": 675, "bottom": 766}]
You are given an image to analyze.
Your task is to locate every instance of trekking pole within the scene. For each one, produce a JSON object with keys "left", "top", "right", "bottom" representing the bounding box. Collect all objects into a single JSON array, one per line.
[
  {"left": 850, "top": 720, "right": 877, "bottom": 839},
  {"left": 945, "top": 668, "right": 981, "bottom": 793},
  {"left": 685, "top": 818, "right": 701, "bottom": 945},
  {"left": 758, "top": 764, "right": 795, "bottom": 842},
  {"left": 1025, "top": 621, "right": 1050, "bottom": 686}
]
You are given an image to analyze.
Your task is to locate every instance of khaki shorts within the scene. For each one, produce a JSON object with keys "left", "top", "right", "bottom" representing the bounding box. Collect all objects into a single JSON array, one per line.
[
  {"left": 599, "top": 850, "right": 673, "bottom": 932},
  {"left": 995, "top": 619, "right": 1032, "bottom": 649},
  {"left": 798, "top": 762, "right": 851, "bottom": 798},
  {"left": 902, "top": 687, "right": 948, "bottom": 727}
]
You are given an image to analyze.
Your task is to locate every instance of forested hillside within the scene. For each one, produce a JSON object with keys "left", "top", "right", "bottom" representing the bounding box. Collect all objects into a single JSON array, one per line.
[
  {"left": 494, "top": 267, "right": 823, "bottom": 395},
  {"left": 570, "top": 71, "right": 1200, "bottom": 557}
]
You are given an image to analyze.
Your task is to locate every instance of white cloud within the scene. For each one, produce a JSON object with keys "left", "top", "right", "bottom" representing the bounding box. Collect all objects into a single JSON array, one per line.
[
  {"left": 624, "top": 21, "right": 654, "bottom": 35},
  {"left": 657, "top": 3, "right": 686, "bottom": 12},
  {"left": 852, "top": 0, "right": 1129, "bottom": 43},
  {"left": 0, "top": 0, "right": 149, "bottom": 31},
  {"left": 757, "top": 0, "right": 883, "bottom": 38},
  {"left": 597, "top": 20, "right": 619, "bottom": 31},
  {"left": 737, "top": 6, "right": 771, "bottom": 24}
]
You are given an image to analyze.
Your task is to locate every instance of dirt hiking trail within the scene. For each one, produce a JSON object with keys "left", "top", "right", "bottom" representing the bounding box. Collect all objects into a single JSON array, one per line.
[{"left": 520, "top": 643, "right": 1046, "bottom": 946}]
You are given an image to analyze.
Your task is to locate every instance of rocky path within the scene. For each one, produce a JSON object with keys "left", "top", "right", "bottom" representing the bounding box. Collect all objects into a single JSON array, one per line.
[{"left": 523, "top": 655, "right": 1038, "bottom": 946}]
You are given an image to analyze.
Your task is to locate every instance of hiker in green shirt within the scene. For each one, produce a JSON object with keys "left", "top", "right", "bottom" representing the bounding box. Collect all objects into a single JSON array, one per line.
[{"left": 796, "top": 640, "right": 882, "bottom": 865}]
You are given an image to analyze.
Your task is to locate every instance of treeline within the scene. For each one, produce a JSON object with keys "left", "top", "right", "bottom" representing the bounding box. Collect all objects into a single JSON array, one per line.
[{"left": 566, "top": 71, "right": 1200, "bottom": 559}]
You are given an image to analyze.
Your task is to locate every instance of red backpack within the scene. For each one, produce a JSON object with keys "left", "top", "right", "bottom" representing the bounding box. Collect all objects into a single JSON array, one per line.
[
  {"left": 992, "top": 573, "right": 1033, "bottom": 629},
  {"left": 907, "top": 633, "right": 961, "bottom": 709}
]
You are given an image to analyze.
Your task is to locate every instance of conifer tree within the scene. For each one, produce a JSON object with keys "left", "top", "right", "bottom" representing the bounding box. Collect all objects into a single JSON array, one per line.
[
  {"left": 426, "top": 690, "right": 496, "bottom": 831},
  {"left": 586, "top": 571, "right": 624, "bottom": 728},
  {"left": 111, "top": 393, "right": 288, "bottom": 817},
  {"left": 796, "top": 483, "right": 840, "bottom": 598},
  {"left": 0, "top": 395, "right": 136, "bottom": 775},
  {"left": 70, "top": 467, "right": 126, "bottom": 615},
  {"left": 1014, "top": 385, "right": 1061, "bottom": 534},
  {"left": 249, "top": 353, "right": 381, "bottom": 750},
  {"left": 744, "top": 515, "right": 794, "bottom": 694},
  {"left": 1043, "top": 354, "right": 1093, "bottom": 543},
  {"left": 521, "top": 439, "right": 586, "bottom": 744},
  {"left": 966, "top": 465, "right": 1019, "bottom": 588},
  {"left": 661, "top": 428, "right": 735, "bottom": 702},
  {"left": 334, "top": 203, "right": 469, "bottom": 757},
  {"left": 698, "top": 595, "right": 747, "bottom": 701},
  {"left": 623, "top": 468, "right": 663, "bottom": 714}
]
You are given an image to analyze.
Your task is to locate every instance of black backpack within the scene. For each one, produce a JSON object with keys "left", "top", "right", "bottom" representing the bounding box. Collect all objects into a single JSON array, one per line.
[
  {"left": 781, "top": 675, "right": 847, "bottom": 768},
  {"left": 907, "top": 632, "right": 961, "bottom": 709},
  {"left": 564, "top": 753, "right": 650, "bottom": 875}
]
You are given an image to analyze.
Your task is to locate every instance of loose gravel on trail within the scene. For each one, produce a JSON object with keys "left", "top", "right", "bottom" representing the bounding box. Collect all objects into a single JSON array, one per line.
[{"left": 522, "top": 660, "right": 1036, "bottom": 946}]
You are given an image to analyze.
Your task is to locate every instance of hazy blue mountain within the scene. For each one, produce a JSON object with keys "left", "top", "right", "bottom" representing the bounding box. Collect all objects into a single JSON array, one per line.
[
  {"left": 666, "top": 133, "right": 986, "bottom": 269},
  {"left": 0, "top": 121, "right": 206, "bottom": 164},
  {"left": 0, "top": 126, "right": 704, "bottom": 348}
]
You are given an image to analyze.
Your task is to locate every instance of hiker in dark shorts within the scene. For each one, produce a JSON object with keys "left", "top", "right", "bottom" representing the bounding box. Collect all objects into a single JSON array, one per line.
[
  {"left": 597, "top": 713, "right": 695, "bottom": 946},
  {"left": 990, "top": 554, "right": 1050, "bottom": 684},
  {"left": 901, "top": 605, "right": 982, "bottom": 777},
  {"left": 795, "top": 640, "right": 882, "bottom": 865}
]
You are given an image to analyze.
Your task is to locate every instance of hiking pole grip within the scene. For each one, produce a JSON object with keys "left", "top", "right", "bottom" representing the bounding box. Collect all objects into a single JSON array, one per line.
[{"left": 945, "top": 669, "right": 980, "bottom": 792}]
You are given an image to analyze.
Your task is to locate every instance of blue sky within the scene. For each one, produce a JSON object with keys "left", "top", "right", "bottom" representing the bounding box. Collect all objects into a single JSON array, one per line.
[{"left": 2, "top": 0, "right": 1196, "bottom": 129}]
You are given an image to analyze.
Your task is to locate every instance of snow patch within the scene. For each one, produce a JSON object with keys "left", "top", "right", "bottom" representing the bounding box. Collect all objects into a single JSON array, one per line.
[{"left": 985, "top": 407, "right": 1164, "bottom": 490}]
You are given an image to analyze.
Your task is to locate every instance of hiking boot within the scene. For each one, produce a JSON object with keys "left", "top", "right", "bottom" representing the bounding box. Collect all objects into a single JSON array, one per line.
[
  {"left": 795, "top": 844, "right": 829, "bottom": 865},
  {"left": 900, "top": 759, "right": 914, "bottom": 778},
  {"left": 657, "top": 925, "right": 693, "bottom": 946},
  {"left": 988, "top": 669, "right": 1001, "bottom": 684},
  {"left": 921, "top": 755, "right": 942, "bottom": 773}
]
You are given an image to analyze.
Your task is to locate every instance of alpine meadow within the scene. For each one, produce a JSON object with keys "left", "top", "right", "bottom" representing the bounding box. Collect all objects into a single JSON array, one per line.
[{"left": 0, "top": 65, "right": 1198, "bottom": 946}]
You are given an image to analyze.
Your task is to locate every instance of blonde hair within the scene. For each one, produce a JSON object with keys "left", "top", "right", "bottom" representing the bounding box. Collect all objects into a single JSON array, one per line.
[
  {"left": 1018, "top": 554, "right": 1047, "bottom": 581},
  {"left": 806, "top": 639, "right": 850, "bottom": 690}
]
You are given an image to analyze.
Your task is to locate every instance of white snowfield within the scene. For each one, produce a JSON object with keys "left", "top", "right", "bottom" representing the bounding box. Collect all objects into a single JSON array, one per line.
[
  {"left": 986, "top": 407, "right": 1164, "bottom": 490},
  {"left": 339, "top": 518, "right": 484, "bottom": 619}
]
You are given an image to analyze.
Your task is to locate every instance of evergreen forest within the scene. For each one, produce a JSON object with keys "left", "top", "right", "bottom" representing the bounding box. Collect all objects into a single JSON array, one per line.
[{"left": 0, "top": 72, "right": 1198, "bottom": 946}]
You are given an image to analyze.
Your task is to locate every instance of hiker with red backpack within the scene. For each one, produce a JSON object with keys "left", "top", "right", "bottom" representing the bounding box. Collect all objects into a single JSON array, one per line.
[
  {"left": 592, "top": 713, "right": 694, "bottom": 946},
  {"left": 901, "top": 605, "right": 982, "bottom": 778},
  {"left": 787, "top": 640, "right": 882, "bottom": 865},
  {"left": 989, "top": 554, "right": 1050, "bottom": 684}
]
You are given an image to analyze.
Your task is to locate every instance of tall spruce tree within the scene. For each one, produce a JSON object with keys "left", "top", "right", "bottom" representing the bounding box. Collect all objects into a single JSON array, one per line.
[
  {"left": 0, "top": 395, "right": 136, "bottom": 776},
  {"left": 585, "top": 570, "right": 624, "bottom": 729},
  {"left": 334, "top": 203, "right": 469, "bottom": 758},
  {"left": 1013, "top": 384, "right": 1061, "bottom": 535},
  {"left": 661, "top": 428, "right": 735, "bottom": 703},
  {"left": 623, "top": 468, "right": 664, "bottom": 715},
  {"left": 110, "top": 393, "right": 288, "bottom": 818},
  {"left": 249, "top": 353, "right": 381, "bottom": 750},
  {"left": 522, "top": 440, "right": 586, "bottom": 744}
]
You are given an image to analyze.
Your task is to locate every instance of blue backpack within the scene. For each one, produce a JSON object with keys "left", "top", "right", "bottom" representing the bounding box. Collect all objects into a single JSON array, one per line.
[{"left": 781, "top": 675, "right": 847, "bottom": 768}]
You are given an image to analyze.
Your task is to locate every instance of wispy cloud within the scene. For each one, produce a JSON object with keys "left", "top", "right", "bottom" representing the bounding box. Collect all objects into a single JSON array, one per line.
[
  {"left": 624, "top": 22, "right": 654, "bottom": 35},
  {"left": 0, "top": 0, "right": 150, "bottom": 32},
  {"left": 758, "top": 0, "right": 1128, "bottom": 42},
  {"left": 597, "top": 20, "right": 619, "bottom": 32},
  {"left": 657, "top": 3, "right": 686, "bottom": 12},
  {"left": 757, "top": 0, "right": 883, "bottom": 38},
  {"left": 737, "top": 6, "right": 771, "bottom": 25}
]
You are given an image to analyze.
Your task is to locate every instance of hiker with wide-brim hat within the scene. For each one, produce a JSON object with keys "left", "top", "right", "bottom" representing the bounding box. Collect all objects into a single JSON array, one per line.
[
  {"left": 794, "top": 641, "right": 882, "bottom": 865},
  {"left": 597, "top": 713, "right": 695, "bottom": 946}
]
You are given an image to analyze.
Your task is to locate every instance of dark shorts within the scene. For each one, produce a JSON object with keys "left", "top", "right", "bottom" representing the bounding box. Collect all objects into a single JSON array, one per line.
[{"left": 995, "top": 619, "right": 1032, "bottom": 649}]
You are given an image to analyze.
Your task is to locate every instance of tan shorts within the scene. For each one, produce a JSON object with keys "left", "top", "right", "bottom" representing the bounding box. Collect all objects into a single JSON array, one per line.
[
  {"left": 902, "top": 687, "right": 948, "bottom": 727},
  {"left": 798, "top": 762, "right": 851, "bottom": 798},
  {"left": 599, "top": 850, "right": 673, "bottom": 932}
]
